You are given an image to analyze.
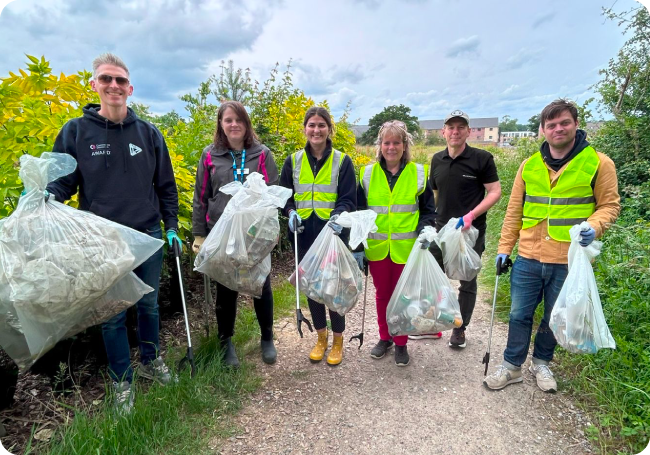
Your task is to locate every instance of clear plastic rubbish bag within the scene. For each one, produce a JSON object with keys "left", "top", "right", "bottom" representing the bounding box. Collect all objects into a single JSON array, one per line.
[
  {"left": 387, "top": 226, "right": 463, "bottom": 336},
  {"left": 289, "top": 210, "right": 377, "bottom": 315},
  {"left": 435, "top": 217, "right": 482, "bottom": 281},
  {"left": 194, "top": 172, "right": 292, "bottom": 297},
  {"left": 0, "top": 152, "right": 163, "bottom": 370},
  {"left": 549, "top": 222, "right": 616, "bottom": 354}
]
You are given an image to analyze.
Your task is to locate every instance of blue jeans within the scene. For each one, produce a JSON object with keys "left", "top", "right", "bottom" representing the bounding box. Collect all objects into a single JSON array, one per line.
[
  {"left": 102, "top": 225, "right": 164, "bottom": 383},
  {"left": 503, "top": 256, "right": 568, "bottom": 368}
]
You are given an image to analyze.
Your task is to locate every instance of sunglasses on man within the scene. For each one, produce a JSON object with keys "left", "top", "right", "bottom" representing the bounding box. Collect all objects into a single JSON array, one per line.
[{"left": 96, "top": 74, "right": 130, "bottom": 86}]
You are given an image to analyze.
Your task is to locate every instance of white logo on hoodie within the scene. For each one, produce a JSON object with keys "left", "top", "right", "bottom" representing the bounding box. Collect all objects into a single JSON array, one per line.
[{"left": 129, "top": 143, "right": 143, "bottom": 156}]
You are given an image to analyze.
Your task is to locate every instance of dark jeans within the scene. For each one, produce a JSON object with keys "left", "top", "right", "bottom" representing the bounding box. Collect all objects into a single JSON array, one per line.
[
  {"left": 429, "top": 229, "right": 486, "bottom": 329},
  {"left": 215, "top": 274, "right": 274, "bottom": 341},
  {"left": 503, "top": 256, "right": 568, "bottom": 368},
  {"left": 102, "top": 225, "right": 164, "bottom": 383}
]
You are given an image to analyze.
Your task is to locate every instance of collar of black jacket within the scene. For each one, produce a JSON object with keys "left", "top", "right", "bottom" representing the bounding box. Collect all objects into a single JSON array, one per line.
[{"left": 304, "top": 138, "right": 333, "bottom": 166}]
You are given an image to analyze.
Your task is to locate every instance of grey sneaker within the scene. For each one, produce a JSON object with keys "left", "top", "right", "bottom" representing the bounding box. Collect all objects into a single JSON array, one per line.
[
  {"left": 529, "top": 363, "right": 557, "bottom": 393},
  {"left": 112, "top": 381, "right": 134, "bottom": 415},
  {"left": 370, "top": 339, "right": 394, "bottom": 359},
  {"left": 483, "top": 365, "right": 523, "bottom": 390},
  {"left": 139, "top": 356, "right": 174, "bottom": 385}
]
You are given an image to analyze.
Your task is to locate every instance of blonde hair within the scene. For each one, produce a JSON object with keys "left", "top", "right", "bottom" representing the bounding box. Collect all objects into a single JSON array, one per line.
[
  {"left": 92, "top": 53, "right": 130, "bottom": 78},
  {"left": 375, "top": 120, "right": 413, "bottom": 162}
]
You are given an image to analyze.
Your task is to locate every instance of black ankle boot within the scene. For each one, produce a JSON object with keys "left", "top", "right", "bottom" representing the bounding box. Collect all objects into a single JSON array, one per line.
[
  {"left": 220, "top": 338, "right": 240, "bottom": 368},
  {"left": 260, "top": 338, "right": 277, "bottom": 365}
]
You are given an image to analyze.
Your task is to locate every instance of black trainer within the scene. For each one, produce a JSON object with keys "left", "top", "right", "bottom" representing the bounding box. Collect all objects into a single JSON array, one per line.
[
  {"left": 221, "top": 337, "right": 240, "bottom": 368},
  {"left": 261, "top": 338, "right": 277, "bottom": 365},
  {"left": 370, "top": 339, "right": 394, "bottom": 359},
  {"left": 448, "top": 328, "right": 467, "bottom": 348},
  {"left": 394, "top": 345, "right": 410, "bottom": 366}
]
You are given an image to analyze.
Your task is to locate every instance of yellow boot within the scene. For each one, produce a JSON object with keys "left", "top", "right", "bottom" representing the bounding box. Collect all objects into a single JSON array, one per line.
[
  {"left": 326, "top": 334, "right": 344, "bottom": 366},
  {"left": 309, "top": 330, "right": 329, "bottom": 363}
]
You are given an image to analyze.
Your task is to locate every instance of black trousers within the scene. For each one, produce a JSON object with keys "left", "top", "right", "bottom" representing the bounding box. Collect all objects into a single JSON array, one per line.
[
  {"left": 429, "top": 229, "right": 486, "bottom": 330},
  {"left": 296, "top": 240, "right": 346, "bottom": 333},
  {"left": 215, "top": 274, "right": 274, "bottom": 341}
]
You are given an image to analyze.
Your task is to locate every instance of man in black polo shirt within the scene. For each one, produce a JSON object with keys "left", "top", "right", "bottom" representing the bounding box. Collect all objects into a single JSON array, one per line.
[{"left": 422, "top": 110, "right": 501, "bottom": 348}]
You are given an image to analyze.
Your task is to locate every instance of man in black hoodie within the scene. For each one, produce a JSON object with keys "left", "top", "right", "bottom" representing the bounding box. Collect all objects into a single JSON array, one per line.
[{"left": 47, "top": 53, "right": 179, "bottom": 413}]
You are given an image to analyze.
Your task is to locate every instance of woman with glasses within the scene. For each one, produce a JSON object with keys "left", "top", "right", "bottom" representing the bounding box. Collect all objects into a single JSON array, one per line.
[
  {"left": 192, "top": 100, "right": 279, "bottom": 368},
  {"left": 279, "top": 106, "right": 357, "bottom": 366},
  {"left": 354, "top": 121, "right": 436, "bottom": 366}
]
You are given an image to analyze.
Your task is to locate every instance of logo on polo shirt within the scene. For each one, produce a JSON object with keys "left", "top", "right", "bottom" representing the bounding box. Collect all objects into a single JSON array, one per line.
[
  {"left": 462, "top": 174, "right": 477, "bottom": 179},
  {"left": 129, "top": 143, "right": 143, "bottom": 156}
]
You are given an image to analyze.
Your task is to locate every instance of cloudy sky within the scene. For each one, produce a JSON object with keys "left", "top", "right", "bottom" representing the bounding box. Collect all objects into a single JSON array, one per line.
[{"left": 0, "top": 0, "right": 647, "bottom": 125}]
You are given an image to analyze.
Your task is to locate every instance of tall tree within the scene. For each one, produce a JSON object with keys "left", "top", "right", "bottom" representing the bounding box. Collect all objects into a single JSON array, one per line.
[
  {"left": 527, "top": 114, "right": 540, "bottom": 134},
  {"left": 360, "top": 104, "right": 421, "bottom": 145}
]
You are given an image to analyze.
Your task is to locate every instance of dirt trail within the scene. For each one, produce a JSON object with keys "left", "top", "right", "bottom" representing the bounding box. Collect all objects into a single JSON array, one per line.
[{"left": 213, "top": 277, "right": 594, "bottom": 455}]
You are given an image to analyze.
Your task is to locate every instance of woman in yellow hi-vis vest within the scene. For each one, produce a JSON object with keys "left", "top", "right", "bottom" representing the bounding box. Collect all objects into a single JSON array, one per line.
[
  {"left": 355, "top": 121, "right": 436, "bottom": 367},
  {"left": 279, "top": 106, "right": 357, "bottom": 366}
]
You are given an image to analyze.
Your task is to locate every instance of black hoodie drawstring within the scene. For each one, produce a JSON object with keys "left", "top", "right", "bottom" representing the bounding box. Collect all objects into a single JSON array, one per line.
[
  {"left": 104, "top": 120, "right": 110, "bottom": 169},
  {"left": 120, "top": 122, "right": 127, "bottom": 173}
]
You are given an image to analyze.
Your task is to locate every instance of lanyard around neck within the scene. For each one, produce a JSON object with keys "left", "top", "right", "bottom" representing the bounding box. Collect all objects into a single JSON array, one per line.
[{"left": 229, "top": 149, "right": 246, "bottom": 182}]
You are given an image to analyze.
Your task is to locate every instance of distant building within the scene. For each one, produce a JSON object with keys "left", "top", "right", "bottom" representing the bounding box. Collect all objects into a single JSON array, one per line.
[
  {"left": 500, "top": 131, "right": 536, "bottom": 145},
  {"left": 352, "top": 117, "right": 500, "bottom": 143}
]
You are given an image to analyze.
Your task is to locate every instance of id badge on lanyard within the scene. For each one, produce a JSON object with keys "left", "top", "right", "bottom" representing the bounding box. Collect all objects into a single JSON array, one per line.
[{"left": 230, "top": 149, "right": 249, "bottom": 182}]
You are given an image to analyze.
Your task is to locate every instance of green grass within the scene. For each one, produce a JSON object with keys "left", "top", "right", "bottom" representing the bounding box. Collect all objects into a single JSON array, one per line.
[
  {"left": 483, "top": 139, "right": 650, "bottom": 454},
  {"left": 26, "top": 277, "right": 300, "bottom": 455}
]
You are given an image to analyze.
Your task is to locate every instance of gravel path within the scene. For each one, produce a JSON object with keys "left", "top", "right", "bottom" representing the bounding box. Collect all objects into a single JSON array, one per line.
[{"left": 213, "top": 277, "right": 594, "bottom": 455}]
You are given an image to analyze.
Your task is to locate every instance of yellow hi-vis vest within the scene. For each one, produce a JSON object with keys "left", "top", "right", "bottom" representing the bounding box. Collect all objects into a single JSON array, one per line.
[
  {"left": 521, "top": 146, "right": 599, "bottom": 242},
  {"left": 292, "top": 149, "right": 344, "bottom": 220},
  {"left": 361, "top": 161, "right": 428, "bottom": 264}
]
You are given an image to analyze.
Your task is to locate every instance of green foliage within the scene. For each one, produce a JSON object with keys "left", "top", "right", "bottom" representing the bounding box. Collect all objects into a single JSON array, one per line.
[
  {"left": 498, "top": 115, "right": 527, "bottom": 132},
  {"left": 527, "top": 114, "right": 541, "bottom": 134},
  {"left": 425, "top": 133, "right": 446, "bottom": 146},
  {"left": 359, "top": 104, "right": 421, "bottom": 145},
  {"left": 0, "top": 55, "right": 97, "bottom": 217},
  {"left": 213, "top": 60, "right": 253, "bottom": 104}
]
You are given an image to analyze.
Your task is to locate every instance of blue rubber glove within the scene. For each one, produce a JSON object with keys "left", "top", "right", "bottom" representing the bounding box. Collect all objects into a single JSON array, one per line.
[
  {"left": 21, "top": 189, "right": 53, "bottom": 201},
  {"left": 166, "top": 229, "right": 182, "bottom": 252},
  {"left": 496, "top": 254, "right": 509, "bottom": 269},
  {"left": 328, "top": 214, "right": 342, "bottom": 236},
  {"left": 579, "top": 226, "right": 596, "bottom": 247},
  {"left": 288, "top": 210, "right": 304, "bottom": 234},
  {"left": 352, "top": 252, "right": 366, "bottom": 271}
]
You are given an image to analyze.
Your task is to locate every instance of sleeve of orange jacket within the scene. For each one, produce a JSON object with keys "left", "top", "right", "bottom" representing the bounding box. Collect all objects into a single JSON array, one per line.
[
  {"left": 497, "top": 160, "right": 527, "bottom": 255},
  {"left": 588, "top": 153, "right": 620, "bottom": 238}
]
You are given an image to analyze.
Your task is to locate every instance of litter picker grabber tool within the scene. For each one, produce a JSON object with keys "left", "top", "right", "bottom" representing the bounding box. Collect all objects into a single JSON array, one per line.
[
  {"left": 172, "top": 238, "right": 197, "bottom": 378},
  {"left": 482, "top": 255, "right": 513, "bottom": 376},
  {"left": 202, "top": 274, "right": 212, "bottom": 337},
  {"left": 293, "top": 229, "right": 313, "bottom": 338},
  {"left": 349, "top": 259, "right": 369, "bottom": 349}
]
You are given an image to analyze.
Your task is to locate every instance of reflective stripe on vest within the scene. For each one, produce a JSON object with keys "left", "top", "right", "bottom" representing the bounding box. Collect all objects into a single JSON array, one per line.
[
  {"left": 361, "top": 161, "right": 428, "bottom": 264},
  {"left": 521, "top": 147, "right": 599, "bottom": 242},
  {"left": 292, "top": 149, "right": 343, "bottom": 220}
]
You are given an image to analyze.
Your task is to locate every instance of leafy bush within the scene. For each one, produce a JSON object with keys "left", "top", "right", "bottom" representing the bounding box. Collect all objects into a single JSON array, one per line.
[{"left": 0, "top": 55, "right": 97, "bottom": 217}]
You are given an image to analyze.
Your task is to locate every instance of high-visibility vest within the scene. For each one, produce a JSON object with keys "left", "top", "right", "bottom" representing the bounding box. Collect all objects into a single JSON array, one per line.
[
  {"left": 521, "top": 147, "right": 599, "bottom": 242},
  {"left": 292, "top": 149, "right": 344, "bottom": 220},
  {"left": 361, "top": 161, "right": 428, "bottom": 264}
]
